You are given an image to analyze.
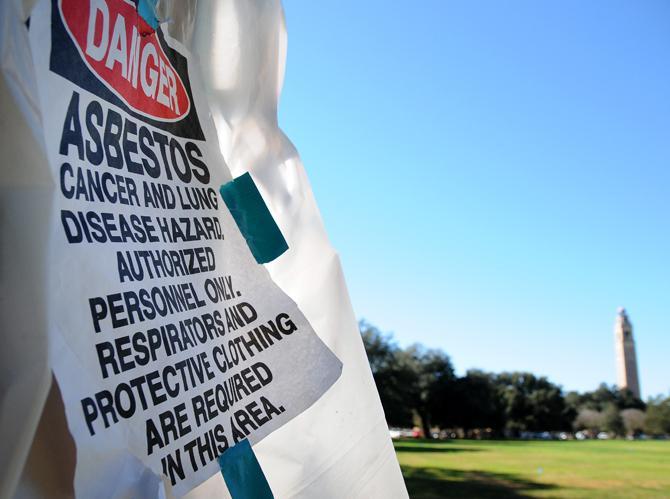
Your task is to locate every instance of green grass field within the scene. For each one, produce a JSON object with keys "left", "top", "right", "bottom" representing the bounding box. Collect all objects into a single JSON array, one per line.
[{"left": 394, "top": 439, "right": 670, "bottom": 498}]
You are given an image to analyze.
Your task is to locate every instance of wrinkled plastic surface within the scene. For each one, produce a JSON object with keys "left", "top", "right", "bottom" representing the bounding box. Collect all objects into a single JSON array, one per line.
[{"left": 0, "top": 1, "right": 408, "bottom": 497}]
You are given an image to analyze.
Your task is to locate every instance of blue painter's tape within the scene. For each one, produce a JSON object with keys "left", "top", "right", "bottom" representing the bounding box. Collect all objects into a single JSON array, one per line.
[
  {"left": 137, "top": 0, "right": 159, "bottom": 29},
  {"left": 218, "top": 440, "right": 274, "bottom": 499},
  {"left": 220, "top": 173, "right": 289, "bottom": 264}
]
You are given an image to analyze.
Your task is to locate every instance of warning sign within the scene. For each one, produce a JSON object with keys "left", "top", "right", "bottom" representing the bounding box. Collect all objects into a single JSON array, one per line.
[{"left": 28, "top": 0, "right": 342, "bottom": 495}]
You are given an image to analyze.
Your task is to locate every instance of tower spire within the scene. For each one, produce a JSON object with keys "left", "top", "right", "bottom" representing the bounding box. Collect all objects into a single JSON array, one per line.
[{"left": 614, "top": 308, "right": 641, "bottom": 399}]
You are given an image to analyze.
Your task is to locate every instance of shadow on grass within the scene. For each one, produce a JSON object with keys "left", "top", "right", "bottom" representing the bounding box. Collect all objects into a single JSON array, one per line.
[
  {"left": 400, "top": 466, "right": 557, "bottom": 499},
  {"left": 393, "top": 442, "right": 483, "bottom": 454}
]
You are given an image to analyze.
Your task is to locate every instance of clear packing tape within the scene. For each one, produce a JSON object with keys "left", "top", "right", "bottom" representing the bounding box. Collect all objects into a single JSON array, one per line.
[{"left": 0, "top": 0, "right": 407, "bottom": 497}]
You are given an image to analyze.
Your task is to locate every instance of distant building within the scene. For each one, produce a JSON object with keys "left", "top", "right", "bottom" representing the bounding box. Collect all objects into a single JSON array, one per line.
[{"left": 614, "top": 307, "right": 641, "bottom": 399}]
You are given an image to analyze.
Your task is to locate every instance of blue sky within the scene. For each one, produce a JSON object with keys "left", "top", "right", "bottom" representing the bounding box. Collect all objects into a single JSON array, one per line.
[{"left": 279, "top": 0, "right": 670, "bottom": 398}]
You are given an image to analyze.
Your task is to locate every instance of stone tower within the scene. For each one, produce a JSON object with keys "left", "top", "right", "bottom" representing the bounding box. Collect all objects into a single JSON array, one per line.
[{"left": 614, "top": 307, "right": 640, "bottom": 399}]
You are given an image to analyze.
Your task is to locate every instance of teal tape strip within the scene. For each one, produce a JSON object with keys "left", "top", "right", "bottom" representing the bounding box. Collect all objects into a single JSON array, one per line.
[
  {"left": 137, "top": 0, "right": 159, "bottom": 30},
  {"left": 218, "top": 440, "right": 274, "bottom": 499},
  {"left": 220, "top": 173, "right": 289, "bottom": 264}
]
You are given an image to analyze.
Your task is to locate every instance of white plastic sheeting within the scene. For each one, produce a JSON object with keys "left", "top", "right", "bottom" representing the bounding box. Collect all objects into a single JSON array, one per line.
[{"left": 0, "top": 0, "right": 408, "bottom": 497}]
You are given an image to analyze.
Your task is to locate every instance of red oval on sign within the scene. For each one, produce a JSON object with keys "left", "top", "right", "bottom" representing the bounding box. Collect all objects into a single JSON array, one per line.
[{"left": 59, "top": 0, "right": 190, "bottom": 122}]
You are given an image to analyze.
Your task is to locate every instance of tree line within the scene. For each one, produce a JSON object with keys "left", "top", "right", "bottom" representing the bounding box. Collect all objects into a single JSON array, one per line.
[{"left": 361, "top": 321, "right": 670, "bottom": 438}]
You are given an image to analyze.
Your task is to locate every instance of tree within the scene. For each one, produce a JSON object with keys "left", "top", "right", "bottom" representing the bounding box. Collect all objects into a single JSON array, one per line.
[
  {"left": 569, "top": 384, "right": 645, "bottom": 412},
  {"left": 396, "top": 344, "right": 456, "bottom": 439},
  {"left": 495, "top": 372, "right": 571, "bottom": 435},
  {"left": 359, "top": 321, "right": 456, "bottom": 438},
  {"left": 644, "top": 396, "right": 670, "bottom": 436},
  {"left": 617, "top": 388, "right": 646, "bottom": 411},
  {"left": 440, "top": 370, "right": 504, "bottom": 435},
  {"left": 601, "top": 403, "right": 625, "bottom": 437},
  {"left": 359, "top": 319, "right": 656, "bottom": 440},
  {"left": 574, "top": 408, "right": 603, "bottom": 433},
  {"left": 359, "top": 321, "right": 414, "bottom": 427},
  {"left": 621, "top": 408, "right": 645, "bottom": 436},
  {"left": 564, "top": 391, "right": 581, "bottom": 413},
  {"left": 566, "top": 384, "right": 646, "bottom": 432}
]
